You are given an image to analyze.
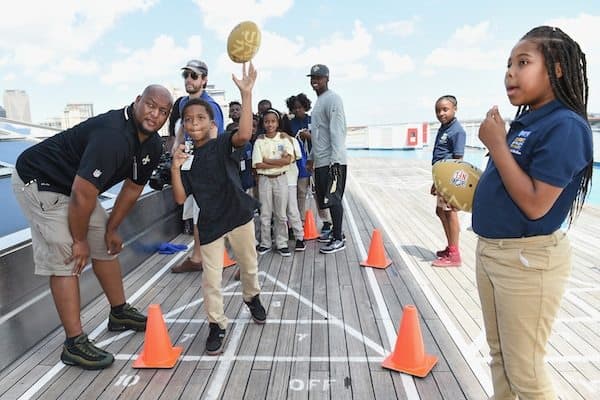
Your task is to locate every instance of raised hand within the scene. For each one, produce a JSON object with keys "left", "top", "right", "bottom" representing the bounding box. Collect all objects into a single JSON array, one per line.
[
  {"left": 171, "top": 144, "right": 189, "bottom": 169},
  {"left": 478, "top": 106, "right": 507, "bottom": 152},
  {"left": 232, "top": 62, "right": 257, "bottom": 94}
]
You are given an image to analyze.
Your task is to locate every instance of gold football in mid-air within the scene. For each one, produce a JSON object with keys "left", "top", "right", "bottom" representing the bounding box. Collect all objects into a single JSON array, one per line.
[{"left": 227, "top": 21, "right": 261, "bottom": 63}]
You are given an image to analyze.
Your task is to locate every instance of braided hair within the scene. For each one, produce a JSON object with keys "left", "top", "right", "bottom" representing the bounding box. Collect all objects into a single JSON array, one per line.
[{"left": 519, "top": 26, "right": 592, "bottom": 224}]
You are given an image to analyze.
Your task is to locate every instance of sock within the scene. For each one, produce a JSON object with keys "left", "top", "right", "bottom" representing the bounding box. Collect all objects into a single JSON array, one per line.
[
  {"left": 111, "top": 303, "right": 126, "bottom": 315},
  {"left": 448, "top": 245, "right": 459, "bottom": 254},
  {"left": 65, "top": 333, "right": 82, "bottom": 346}
]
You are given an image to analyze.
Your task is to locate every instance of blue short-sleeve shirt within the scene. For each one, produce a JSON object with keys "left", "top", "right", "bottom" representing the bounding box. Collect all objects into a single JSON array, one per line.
[
  {"left": 432, "top": 118, "right": 466, "bottom": 164},
  {"left": 472, "top": 100, "right": 593, "bottom": 238}
]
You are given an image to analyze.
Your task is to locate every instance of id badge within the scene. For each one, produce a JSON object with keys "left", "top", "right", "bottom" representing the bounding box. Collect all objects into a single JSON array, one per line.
[
  {"left": 240, "top": 160, "right": 246, "bottom": 171},
  {"left": 181, "top": 155, "right": 194, "bottom": 171}
]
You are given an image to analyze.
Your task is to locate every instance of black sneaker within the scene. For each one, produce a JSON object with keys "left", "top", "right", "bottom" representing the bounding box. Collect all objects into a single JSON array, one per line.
[
  {"left": 318, "top": 231, "right": 333, "bottom": 243},
  {"left": 108, "top": 303, "right": 147, "bottom": 332},
  {"left": 319, "top": 238, "right": 346, "bottom": 254},
  {"left": 256, "top": 245, "right": 271, "bottom": 255},
  {"left": 295, "top": 240, "right": 306, "bottom": 252},
  {"left": 206, "top": 323, "right": 226, "bottom": 355},
  {"left": 320, "top": 221, "right": 332, "bottom": 234},
  {"left": 319, "top": 232, "right": 346, "bottom": 243},
  {"left": 244, "top": 294, "right": 267, "bottom": 324},
  {"left": 278, "top": 247, "right": 291, "bottom": 257},
  {"left": 60, "top": 334, "right": 114, "bottom": 370}
]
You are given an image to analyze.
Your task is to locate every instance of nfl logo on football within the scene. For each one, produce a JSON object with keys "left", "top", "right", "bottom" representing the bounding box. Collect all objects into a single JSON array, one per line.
[{"left": 451, "top": 170, "right": 468, "bottom": 188}]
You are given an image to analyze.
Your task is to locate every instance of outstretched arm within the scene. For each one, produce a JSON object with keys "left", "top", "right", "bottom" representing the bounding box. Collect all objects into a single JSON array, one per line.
[{"left": 231, "top": 62, "right": 257, "bottom": 148}]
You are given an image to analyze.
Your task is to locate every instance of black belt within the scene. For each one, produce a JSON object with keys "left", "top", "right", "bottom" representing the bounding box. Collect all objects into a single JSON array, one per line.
[{"left": 263, "top": 172, "right": 286, "bottom": 178}]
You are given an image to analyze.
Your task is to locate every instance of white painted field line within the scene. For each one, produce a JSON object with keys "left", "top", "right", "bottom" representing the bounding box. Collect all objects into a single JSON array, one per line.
[
  {"left": 115, "top": 354, "right": 385, "bottom": 363},
  {"left": 343, "top": 197, "right": 421, "bottom": 400},
  {"left": 204, "top": 321, "right": 245, "bottom": 400},
  {"left": 348, "top": 173, "right": 494, "bottom": 396},
  {"left": 261, "top": 272, "right": 387, "bottom": 356},
  {"left": 17, "top": 243, "right": 193, "bottom": 400},
  {"left": 164, "top": 318, "right": 343, "bottom": 324}
]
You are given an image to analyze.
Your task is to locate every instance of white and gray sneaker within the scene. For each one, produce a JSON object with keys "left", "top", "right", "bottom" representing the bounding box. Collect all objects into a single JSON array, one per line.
[{"left": 319, "top": 238, "right": 346, "bottom": 254}]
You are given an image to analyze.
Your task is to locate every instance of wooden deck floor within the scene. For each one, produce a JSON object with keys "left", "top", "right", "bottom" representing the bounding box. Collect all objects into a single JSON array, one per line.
[{"left": 0, "top": 156, "right": 598, "bottom": 399}]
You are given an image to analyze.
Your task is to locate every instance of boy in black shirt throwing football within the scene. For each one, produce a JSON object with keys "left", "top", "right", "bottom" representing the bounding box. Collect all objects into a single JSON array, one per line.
[{"left": 170, "top": 63, "right": 265, "bottom": 355}]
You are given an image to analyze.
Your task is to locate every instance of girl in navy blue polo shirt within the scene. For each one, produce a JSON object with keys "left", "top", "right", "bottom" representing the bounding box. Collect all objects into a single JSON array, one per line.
[{"left": 473, "top": 26, "right": 592, "bottom": 399}]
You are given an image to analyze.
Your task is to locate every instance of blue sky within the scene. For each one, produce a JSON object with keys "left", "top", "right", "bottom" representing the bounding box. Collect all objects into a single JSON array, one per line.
[{"left": 0, "top": 0, "right": 598, "bottom": 126}]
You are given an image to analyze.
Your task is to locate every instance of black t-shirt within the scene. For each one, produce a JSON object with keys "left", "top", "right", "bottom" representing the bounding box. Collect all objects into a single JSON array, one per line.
[
  {"left": 181, "top": 133, "right": 259, "bottom": 244},
  {"left": 16, "top": 106, "right": 162, "bottom": 195}
]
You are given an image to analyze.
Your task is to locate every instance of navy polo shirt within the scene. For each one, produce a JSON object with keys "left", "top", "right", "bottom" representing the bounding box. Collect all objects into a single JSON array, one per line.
[
  {"left": 16, "top": 105, "right": 162, "bottom": 196},
  {"left": 432, "top": 118, "right": 466, "bottom": 164},
  {"left": 181, "top": 133, "right": 259, "bottom": 244},
  {"left": 472, "top": 100, "right": 592, "bottom": 238}
]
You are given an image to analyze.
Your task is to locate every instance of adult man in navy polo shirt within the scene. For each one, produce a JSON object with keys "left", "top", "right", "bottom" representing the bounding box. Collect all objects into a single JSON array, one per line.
[
  {"left": 170, "top": 59, "right": 226, "bottom": 273},
  {"left": 12, "top": 85, "right": 173, "bottom": 370}
]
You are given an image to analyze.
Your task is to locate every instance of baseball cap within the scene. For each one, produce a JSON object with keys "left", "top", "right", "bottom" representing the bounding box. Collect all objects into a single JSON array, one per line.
[
  {"left": 307, "top": 64, "right": 329, "bottom": 77},
  {"left": 182, "top": 60, "right": 208, "bottom": 75}
]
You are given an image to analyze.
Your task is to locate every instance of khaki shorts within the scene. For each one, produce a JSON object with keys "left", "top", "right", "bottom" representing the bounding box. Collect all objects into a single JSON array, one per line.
[
  {"left": 436, "top": 193, "right": 453, "bottom": 211},
  {"left": 11, "top": 172, "right": 116, "bottom": 276}
]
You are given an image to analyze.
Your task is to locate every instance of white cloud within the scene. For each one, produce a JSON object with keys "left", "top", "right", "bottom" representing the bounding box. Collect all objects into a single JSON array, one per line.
[
  {"left": 101, "top": 35, "right": 203, "bottom": 87},
  {"left": 193, "top": 0, "right": 293, "bottom": 38},
  {"left": 2, "top": 73, "right": 16, "bottom": 82},
  {"left": 424, "top": 21, "right": 506, "bottom": 71},
  {"left": 376, "top": 17, "right": 420, "bottom": 37},
  {"left": 0, "top": 0, "right": 158, "bottom": 82},
  {"left": 451, "top": 21, "right": 491, "bottom": 46},
  {"left": 373, "top": 50, "right": 415, "bottom": 81},
  {"left": 298, "top": 20, "right": 372, "bottom": 80},
  {"left": 217, "top": 19, "right": 372, "bottom": 82}
]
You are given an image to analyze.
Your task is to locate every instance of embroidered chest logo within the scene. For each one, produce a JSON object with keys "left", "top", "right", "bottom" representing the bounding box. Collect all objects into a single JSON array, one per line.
[
  {"left": 509, "top": 130, "right": 531, "bottom": 155},
  {"left": 141, "top": 155, "right": 150, "bottom": 165},
  {"left": 93, "top": 169, "right": 102, "bottom": 178},
  {"left": 439, "top": 133, "right": 448, "bottom": 144}
]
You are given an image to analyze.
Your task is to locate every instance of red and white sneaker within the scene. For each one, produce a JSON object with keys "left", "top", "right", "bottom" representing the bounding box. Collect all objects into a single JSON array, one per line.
[{"left": 432, "top": 252, "right": 461, "bottom": 267}]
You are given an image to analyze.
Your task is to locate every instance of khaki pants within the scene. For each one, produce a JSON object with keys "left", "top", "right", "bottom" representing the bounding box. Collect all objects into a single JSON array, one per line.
[
  {"left": 286, "top": 185, "right": 304, "bottom": 241},
  {"left": 200, "top": 220, "right": 261, "bottom": 329},
  {"left": 476, "top": 231, "right": 571, "bottom": 400},
  {"left": 257, "top": 174, "right": 288, "bottom": 249}
]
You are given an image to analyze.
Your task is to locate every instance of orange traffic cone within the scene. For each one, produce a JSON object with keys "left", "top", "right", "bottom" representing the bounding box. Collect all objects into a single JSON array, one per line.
[
  {"left": 223, "top": 250, "right": 236, "bottom": 268},
  {"left": 133, "top": 304, "right": 183, "bottom": 368},
  {"left": 360, "top": 229, "right": 392, "bottom": 269},
  {"left": 304, "top": 209, "right": 319, "bottom": 240},
  {"left": 382, "top": 305, "right": 438, "bottom": 377}
]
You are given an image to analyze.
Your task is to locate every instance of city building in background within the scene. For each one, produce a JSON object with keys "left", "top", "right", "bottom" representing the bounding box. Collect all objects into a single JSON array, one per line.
[
  {"left": 62, "top": 103, "right": 94, "bottom": 129},
  {"left": 0, "top": 105, "right": 6, "bottom": 118},
  {"left": 3, "top": 90, "right": 31, "bottom": 123},
  {"left": 40, "top": 117, "right": 63, "bottom": 130}
]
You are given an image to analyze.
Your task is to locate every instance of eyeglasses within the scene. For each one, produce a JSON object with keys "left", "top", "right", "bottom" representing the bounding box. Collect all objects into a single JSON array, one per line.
[{"left": 182, "top": 70, "right": 201, "bottom": 80}]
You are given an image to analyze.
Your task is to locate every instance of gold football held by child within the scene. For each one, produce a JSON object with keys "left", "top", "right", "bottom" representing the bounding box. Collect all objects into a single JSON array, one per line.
[{"left": 432, "top": 159, "right": 482, "bottom": 212}]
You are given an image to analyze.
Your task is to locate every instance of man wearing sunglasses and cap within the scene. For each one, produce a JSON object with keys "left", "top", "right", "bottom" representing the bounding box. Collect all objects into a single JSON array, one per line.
[{"left": 170, "top": 59, "right": 225, "bottom": 273}]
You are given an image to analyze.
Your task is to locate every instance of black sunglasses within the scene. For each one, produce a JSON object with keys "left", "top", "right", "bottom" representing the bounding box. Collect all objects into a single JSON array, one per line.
[{"left": 182, "top": 70, "right": 201, "bottom": 80}]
